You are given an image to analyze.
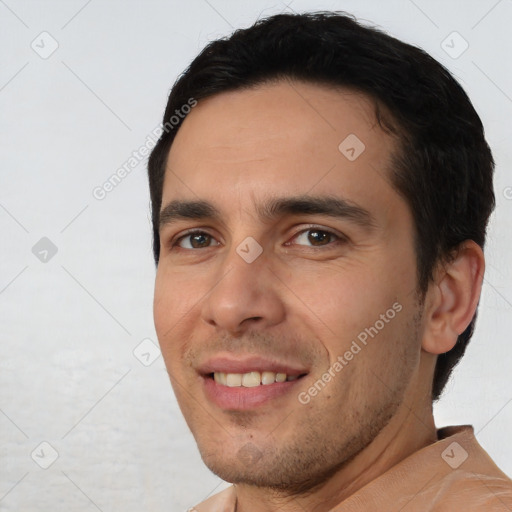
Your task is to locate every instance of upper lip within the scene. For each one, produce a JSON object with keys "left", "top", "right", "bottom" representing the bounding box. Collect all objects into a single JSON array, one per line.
[{"left": 197, "top": 355, "right": 309, "bottom": 376}]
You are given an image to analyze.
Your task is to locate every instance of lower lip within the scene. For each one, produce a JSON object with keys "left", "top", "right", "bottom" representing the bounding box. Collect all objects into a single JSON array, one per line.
[{"left": 202, "top": 375, "right": 304, "bottom": 410}]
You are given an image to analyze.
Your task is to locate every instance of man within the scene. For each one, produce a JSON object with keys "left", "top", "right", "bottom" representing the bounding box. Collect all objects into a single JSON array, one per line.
[{"left": 147, "top": 11, "right": 512, "bottom": 512}]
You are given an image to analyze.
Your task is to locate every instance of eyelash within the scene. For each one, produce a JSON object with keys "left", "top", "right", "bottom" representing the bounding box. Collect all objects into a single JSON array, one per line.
[{"left": 170, "top": 226, "right": 347, "bottom": 251}]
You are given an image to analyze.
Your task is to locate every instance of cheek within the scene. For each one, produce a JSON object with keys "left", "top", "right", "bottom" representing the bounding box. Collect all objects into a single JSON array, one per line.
[
  {"left": 286, "top": 261, "right": 402, "bottom": 337},
  {"left": 153, "top": 271, "right": 173, "bottom": 339},
  {"left": 153, "top": 267, "right": 197, "bottom": 360}
]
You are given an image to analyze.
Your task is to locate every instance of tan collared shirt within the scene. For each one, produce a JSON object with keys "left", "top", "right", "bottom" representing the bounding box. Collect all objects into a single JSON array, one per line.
[{"left": 193, "top": 425, "right": 512, "bottom": 511}]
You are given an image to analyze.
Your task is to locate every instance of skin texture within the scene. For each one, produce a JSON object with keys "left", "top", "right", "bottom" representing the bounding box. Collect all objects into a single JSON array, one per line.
[{"left": 153, "top": 80, "right": 485, "bottom": 512}]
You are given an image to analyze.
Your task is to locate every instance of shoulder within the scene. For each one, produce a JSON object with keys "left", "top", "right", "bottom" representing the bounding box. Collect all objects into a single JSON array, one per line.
[
  {"left": 431, "top": 469, "right": 512, "bottom": 511},
  {"left": 431, "top": 425, "right": 512, "bottom": 511},
  {"left": 339, "top": 425, "right": 512, "bottom": 512},
  {"left": 191, "top": 485, "right": 236, "bottom": 512}
]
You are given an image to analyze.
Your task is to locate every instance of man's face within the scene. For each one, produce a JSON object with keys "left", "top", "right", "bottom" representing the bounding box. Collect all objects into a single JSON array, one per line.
[{"left": 154, "top": 81, "right": 427, "bottom": 490}]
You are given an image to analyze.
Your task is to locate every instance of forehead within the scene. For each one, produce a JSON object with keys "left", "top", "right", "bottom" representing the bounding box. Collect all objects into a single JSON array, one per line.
[{"left": 163, "top": 80, "right": 403, "bottom": 224}]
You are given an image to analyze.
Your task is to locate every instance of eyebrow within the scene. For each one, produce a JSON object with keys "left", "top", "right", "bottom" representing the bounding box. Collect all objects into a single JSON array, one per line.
[{"left": 158, "top": 195, "right": 377, "bottom": 231}]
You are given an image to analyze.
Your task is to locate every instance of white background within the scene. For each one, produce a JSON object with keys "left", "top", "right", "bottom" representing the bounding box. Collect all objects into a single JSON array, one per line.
[{"left": 0, "top": 0, "right": 511, "bottom": 510}]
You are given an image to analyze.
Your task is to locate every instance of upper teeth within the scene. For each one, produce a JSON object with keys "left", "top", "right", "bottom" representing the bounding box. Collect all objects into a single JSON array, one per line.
[{"left": 213, "top": 371, "right": 299, "bottom": 387}]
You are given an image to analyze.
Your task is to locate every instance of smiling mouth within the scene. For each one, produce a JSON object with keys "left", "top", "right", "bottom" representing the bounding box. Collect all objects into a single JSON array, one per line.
[{"left": 207, "top": 371, "right": 308, "bottom": 387}]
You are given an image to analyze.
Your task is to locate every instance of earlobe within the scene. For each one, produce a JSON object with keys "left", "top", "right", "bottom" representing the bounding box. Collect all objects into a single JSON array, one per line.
[{"left": 421, "top": 241, "right": 485, "bottom": 355}]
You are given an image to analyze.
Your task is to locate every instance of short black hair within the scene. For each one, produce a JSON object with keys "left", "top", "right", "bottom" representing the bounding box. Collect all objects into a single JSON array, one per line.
[{"left": 147, "top": 11, "right": 495, "bottom": 401}]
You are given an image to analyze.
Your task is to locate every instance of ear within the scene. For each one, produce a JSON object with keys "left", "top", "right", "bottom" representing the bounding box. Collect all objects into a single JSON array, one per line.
[{"left": 422, "top": 241, "right": 485, "bottom": 355}]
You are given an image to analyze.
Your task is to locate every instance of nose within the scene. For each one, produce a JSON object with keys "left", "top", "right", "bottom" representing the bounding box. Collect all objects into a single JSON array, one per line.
[{"left": 200, "top": 245, "right": 286, "bottom": 336}]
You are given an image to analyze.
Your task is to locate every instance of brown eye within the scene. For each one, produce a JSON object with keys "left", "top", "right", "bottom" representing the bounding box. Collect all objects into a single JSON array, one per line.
[
  {"left": 307, "top": 230, "right": 332, "bottom": 246},
  {"left": 175, "top": 231, "right": 219, "bottom": 249},
  {"left": 292, "top": 228, "right": 339, "bottom": 247}
]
